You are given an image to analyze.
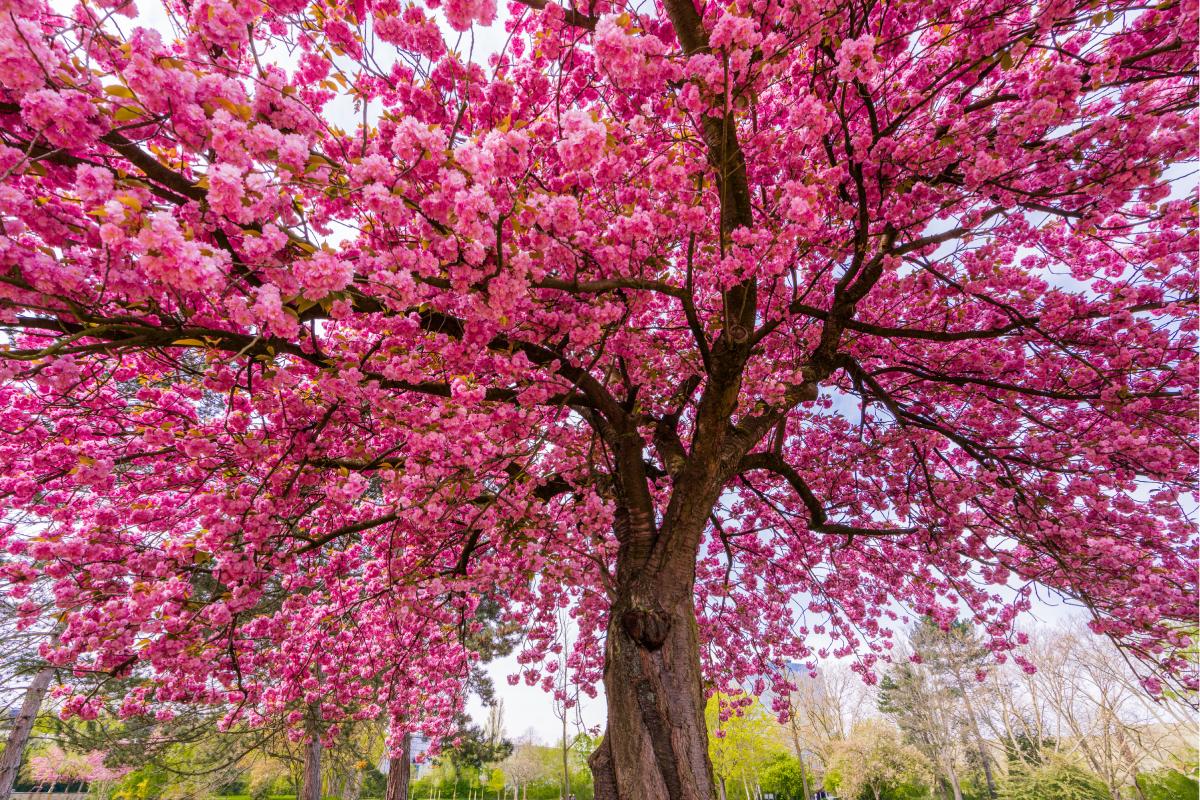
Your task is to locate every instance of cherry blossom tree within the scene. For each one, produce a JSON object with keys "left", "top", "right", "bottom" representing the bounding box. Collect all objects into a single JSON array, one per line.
[
  {"left": 0, "top": 0, "right": 1195, "bottom": 795},
  {"left": 28, "top": 745, "right": 128, "bottom": 788}
]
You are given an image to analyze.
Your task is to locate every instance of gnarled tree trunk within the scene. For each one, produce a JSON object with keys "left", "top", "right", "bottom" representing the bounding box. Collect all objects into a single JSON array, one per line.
[
  {"left": 592, "top": 581, "right": 715, "bottom": 799},
  {"left": 589, "top": 486, "right": 722, "bottom": 800}
]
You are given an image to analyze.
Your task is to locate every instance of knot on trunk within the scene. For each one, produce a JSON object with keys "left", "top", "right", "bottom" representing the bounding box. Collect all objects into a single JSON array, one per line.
[
  {"left": 796, "top": 367, "right": 820, "bottom": 402},
  {"left": 727, "top": 323, "right": 749, "bottom": 344},
  {"left": 621, "top": 605, "right": 671, "bottom": 650}
]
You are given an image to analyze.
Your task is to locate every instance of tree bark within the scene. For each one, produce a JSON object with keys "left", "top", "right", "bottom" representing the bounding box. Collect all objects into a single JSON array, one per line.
[
  {"left": 0, "top": 659, "right": 55, "bottom": 800},
  {"left": 298, "top": 734, "right": 322, "bottom": 800},
  {"left": 385, "top": 735, "right": 412, "bottom": 800},
  {"left": 944, "top": 760, "right": 963, "bottom": 800},
  {"left": 591, "top": 511, "right": 718, "bottom": 800}
]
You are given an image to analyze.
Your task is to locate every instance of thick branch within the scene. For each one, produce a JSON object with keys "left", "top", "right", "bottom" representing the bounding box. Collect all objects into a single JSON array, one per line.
[
  {"left": 5, "top": 316, "right": 598, "bottom": 408},
  {"left": 738, "top": 452, "right": 917, "bottom": 537}
]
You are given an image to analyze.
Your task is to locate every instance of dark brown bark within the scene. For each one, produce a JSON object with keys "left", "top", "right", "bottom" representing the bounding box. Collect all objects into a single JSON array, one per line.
[
  {"left": 588, "top": 734, "right": 618, "bottom": 800},
  {"left": 0, "top": 660, "right": 54, "bottom": 800},
  {"left": 385, "top": 735, "right": 412, "bottom": 800}
]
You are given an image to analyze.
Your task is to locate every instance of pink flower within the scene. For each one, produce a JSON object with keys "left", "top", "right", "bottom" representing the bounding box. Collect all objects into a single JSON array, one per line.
[
  {"left": 20, "top": 90, "right": 105, "bottom": 149},
  {"left": 835, "top": 33, "right": 878, "bottom": 83},
  {"left": 442, "top": 0, "right": 495, "bottom": 31},
  {"left": 251, "top": 284, "right": 299, "bottom": 339},
  {"left": 295, "top": 250, "right": 355, "bottom": 300},
  {"left": 556, "top": 110, "right": 607, "bottom": 171}
]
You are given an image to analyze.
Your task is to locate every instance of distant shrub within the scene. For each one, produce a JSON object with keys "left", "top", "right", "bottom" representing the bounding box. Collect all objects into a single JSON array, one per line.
[
  {"left": 1000, "top": 757, "right": 1108, "bottom": 800},
  {"left": 1134, "top": 769, "right": 1199, "bottom": 800}
]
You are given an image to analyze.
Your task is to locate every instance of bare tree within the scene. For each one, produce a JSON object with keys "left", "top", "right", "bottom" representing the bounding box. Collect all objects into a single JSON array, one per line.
[
  {"left": 1013, "top": 625, "right": 1195, "bottom": 800},
  {"left": 502, "top": 735, "right": 549, "bottom": 800},
  {"left": 785, "top": 662, "right": 871, "bottom": 768},
  {"left": 879, "top": 652, "right": 968, "bottom": 800},
  {"left": 910, "top": 620, "right": 1000, "bottom": 798}
]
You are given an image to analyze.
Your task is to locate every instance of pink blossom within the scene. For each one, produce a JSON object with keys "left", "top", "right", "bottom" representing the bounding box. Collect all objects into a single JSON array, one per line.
[
  {"left": 835, "top": 33, "right": 878, "bottom": 83},
  {"left": 442, "top": 0, "right": 495, "bottom": 31},
  {"left": 295, "top": 250, "right": 355, "bottom": 299}
]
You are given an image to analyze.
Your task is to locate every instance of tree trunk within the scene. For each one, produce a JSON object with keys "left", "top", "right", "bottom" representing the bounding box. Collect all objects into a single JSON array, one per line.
[
  {"left": 385, "top": 735, "right": 412, "bottom": 800},
  {"left": 960, "top": 695, "right": 998, "bottom": 796},
  {"left": 785, "top": 716, "right": 812, "bottom": 800},
  {"left": 561, "top": 713, "right": 570, "bottom": 800},
  {"left": 299, "top": 734, "right": 322, "bottom": 800},
  {"left": 584, "top": 323, "right": 759, "bottom": 800},
  {"left": 345, "top": 765, "right": 364, "bottom": 800},
  {"left": 944, "top": 760, "right": 963, "bottom": 800},
  {"left": 0, "top": 659, "right": 55, "bottom": 800},
  {"left": 953, "top": 679, "right": 996, "bottom": 799},
  {"left": 589, "top": 540, "right": 718, "bottom": 800}
]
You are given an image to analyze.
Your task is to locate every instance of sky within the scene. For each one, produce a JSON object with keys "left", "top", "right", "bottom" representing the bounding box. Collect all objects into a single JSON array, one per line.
[
  {"left": 474, "top": 594, "right": 1090, "bottom": 743},
  {"left": 474, "top": 655, "right": 606, "bottom": 744}
]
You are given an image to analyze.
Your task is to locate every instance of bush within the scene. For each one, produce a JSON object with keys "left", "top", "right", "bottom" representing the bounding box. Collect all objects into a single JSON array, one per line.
[
  {"left": 1000, "top": 757, "right": 1108, "bottom": 800},
  {"left": 1134, "top": 769, "right": 1199, "bottom": 800},
  {"left": 759, "top": 754, "right": 808, "bottom": 800}
]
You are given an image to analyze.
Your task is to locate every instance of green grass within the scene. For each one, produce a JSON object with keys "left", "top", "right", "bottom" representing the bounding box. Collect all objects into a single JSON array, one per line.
[{"left": 213, "top": 796, "right": 384, "bottom": 800}]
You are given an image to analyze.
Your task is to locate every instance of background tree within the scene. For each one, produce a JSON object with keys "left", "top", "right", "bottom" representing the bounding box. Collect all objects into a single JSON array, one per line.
[
  {"left": 998, "top": 755, "right": 1110, "bottom": 800},
  {"left": 0, "top": 530, "right": 61, "bottom": 800},
  {"left": 825, "top": 720, "right": 933, "bottom": 800},
  {"left": 758, "top": 754, "right": 809, "bottom": 800},
  {"left": 440, "top": 710, "right": 514, "bottom": 788},
  {"left": 911, "top": 620, "right": 999, "bottom": 798},
  {"left": 500, "top": 737, "right": 550, "bottom": 800},
  {"left": 1133, "top": 769, "right": 1200, "bottom": 800},
  {"left": 0, "top": 0, "right": 1196, "bottom": 797},
  {"left": 879, "top": 656, "right": 969, "bottom": 800},
  {"left": 706, "top": 694, "right": 789, "bottom": 800},
  {"left": 879, "top": 619, "right": 1008, "bottom": 799},
  {"left": 785, "top": 663, "right": 871, "bottom": 773},
  {"left": 27, "top": 744, "right": 128, "bottom": 797},
  {"left": 1003, "top": 626, "right": 1196, "bottom": 800}
]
